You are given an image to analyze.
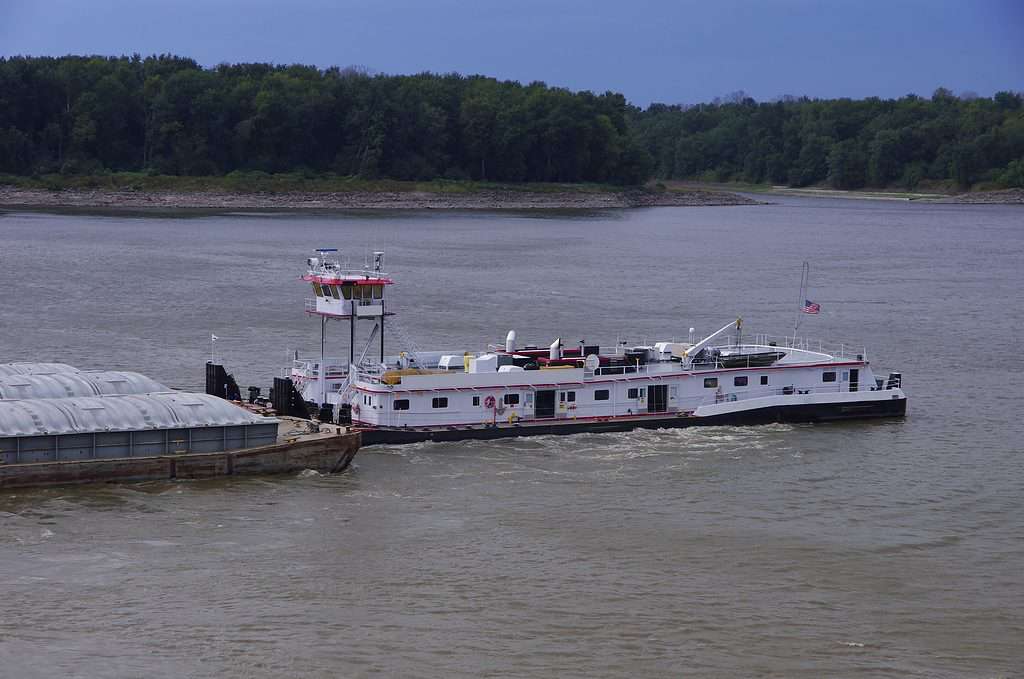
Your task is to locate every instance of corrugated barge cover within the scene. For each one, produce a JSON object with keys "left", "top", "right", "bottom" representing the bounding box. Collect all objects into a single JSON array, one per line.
[
  {"left": 0, "top": 362, "right": 79, "bottom": 377},
  {"left": 0, "top": 392, "right": 276, "bottom": 437},
  {"left": 0, "top": 371, "right": 170, "bottom": 400}
]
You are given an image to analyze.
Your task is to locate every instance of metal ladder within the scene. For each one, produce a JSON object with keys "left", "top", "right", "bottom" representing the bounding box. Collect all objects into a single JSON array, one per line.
[{"left": 387, "top": 315, "right": 426, "bottom": 367}]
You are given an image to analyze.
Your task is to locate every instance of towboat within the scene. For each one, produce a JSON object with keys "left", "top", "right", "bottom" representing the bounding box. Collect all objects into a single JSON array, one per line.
[{"left": 288, "top": 249, "right": 907, "bottom": 445}]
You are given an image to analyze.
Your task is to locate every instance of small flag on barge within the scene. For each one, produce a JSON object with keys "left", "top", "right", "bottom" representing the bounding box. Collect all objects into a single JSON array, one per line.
[{"left": 802, "top": 299, "right": 821, "bottom": 314}]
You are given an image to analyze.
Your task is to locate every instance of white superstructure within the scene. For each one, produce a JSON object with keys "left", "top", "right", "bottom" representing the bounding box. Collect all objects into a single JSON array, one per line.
[{"left": 289, "top": 251, "right": 906, "bottom": 444}]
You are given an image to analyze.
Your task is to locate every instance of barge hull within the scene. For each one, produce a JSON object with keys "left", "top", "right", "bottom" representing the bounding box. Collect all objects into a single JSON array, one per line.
[
  {"left": 0, "top": 432, "right": 360, "bottom": 490},
  {"left": 358, "top": 396, "right": 907, "bottom": 446}
]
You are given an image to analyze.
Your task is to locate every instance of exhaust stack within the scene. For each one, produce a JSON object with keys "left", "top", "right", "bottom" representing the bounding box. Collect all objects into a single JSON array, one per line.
[{"left": 549, "top": 337, "right": 562, "bottom": 360}]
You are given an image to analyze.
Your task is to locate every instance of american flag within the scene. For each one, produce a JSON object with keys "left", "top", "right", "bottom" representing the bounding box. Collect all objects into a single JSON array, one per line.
[{"left": 802, "top": 299, "right": 821, "bottom": 314}]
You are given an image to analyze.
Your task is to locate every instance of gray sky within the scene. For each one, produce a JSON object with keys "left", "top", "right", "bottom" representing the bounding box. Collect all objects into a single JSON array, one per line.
[{"left": 2, "top": 0, "right": 1021, "bottom": 106}]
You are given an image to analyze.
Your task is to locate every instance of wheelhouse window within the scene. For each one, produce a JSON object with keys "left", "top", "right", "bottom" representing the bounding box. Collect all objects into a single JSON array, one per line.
[
  {"left": 312, "top": 282, "right": 324, "bottom": 297},
  {"left": 329, "top": 285, "right": 340, "bottom": 299},
  {"left": 822, "top": 371, "right": 837, "bottom": 383},
  {"left": 503, "top": 393, "right": 520, "bottom": 406},
  {"left": 704, "top": 377, "right": 718, "bottom": 388},
  {"left": 393, "top": 399, "right": 410, "bottom": 411},
  {"left": 760, "top": 375, "right": 769, "bottom": 385},
  {"left": 432, "top": 397, "right": 448, "bottom": 408},
  {"left": 734, "top": 376, "right": 748, "bottom": 387},
  {"left": 594, "top": 389, "right": 610, "bottom": 401},
  {"left": 340, "top": 285, "right": 353, "bottom": 300}
]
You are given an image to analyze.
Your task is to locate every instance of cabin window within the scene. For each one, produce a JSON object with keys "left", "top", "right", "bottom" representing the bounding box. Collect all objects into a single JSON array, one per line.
[
  {"left": 503, "top": 393, "right": 520, "bottom": 406},
  {"left": 567, "top": 391, "right": 575, "bottom": 403},
  {"left": 704, "top": 378, "right": 718, "bottom": 388},
  {"left": 472, "top": 396, "right": 480, "bottom": 407},
  {"left": 627, "top": 387, "right": 639, "bottom": 399},
  {"left": 734, "top": 376, "right": 748, "bottom": 387},
  {"left": 432, "top": 397, "right": 448, "bottom": 408},
  {"left": 594, "top": 389, "right": 610, "bottom": 401},
  {"left": 393, "top": 399, "right": 410, "bottom": 411},
  {"left": 340, "top": 285, "right": 353, "bottom": 300},
  {"left": 312, "top": 282, "right": 323, "bottom": 296},
  {"left": 760, "top": 375, "right": 769, "bottom": 385},
  {"left": 822, "top": 371, "right": 837, "bottom": 383}
]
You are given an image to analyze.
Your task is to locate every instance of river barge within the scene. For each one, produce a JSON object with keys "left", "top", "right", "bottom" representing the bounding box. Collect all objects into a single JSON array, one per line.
[
  {"left": 289, "top": 249, "right": 906, "bottom": 445},
  {"left": 0, "top": 362, "right": 359, "bottom": 488}
]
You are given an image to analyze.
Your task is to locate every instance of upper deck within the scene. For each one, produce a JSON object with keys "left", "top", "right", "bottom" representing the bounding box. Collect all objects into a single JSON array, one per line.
[{"left": 349, "top": 332, "right": 866, "bottom": 391}]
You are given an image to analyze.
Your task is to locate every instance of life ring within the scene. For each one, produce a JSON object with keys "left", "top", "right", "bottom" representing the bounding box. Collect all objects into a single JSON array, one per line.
[{"left": 484, "top": 395, "right": 496, "bottom": 409}]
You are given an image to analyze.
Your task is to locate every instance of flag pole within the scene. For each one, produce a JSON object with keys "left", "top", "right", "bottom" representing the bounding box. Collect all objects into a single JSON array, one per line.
[{"left": 793, "top": 261, "right": 809, "bottom": 342}]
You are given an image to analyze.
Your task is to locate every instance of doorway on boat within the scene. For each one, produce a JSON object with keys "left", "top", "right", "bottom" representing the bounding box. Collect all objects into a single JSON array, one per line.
[
  {"left": 648, "top": 385, "right": 668, "bottom": 413},
  {"left": 535, "top": 390, "right": 556, "bottom": 418},
  {"left": 849, "top": 368, "right": 859, "bottom": 392}
]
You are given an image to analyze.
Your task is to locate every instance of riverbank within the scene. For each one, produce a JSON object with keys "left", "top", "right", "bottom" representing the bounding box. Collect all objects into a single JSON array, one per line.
[
  {"left": 667, "top": 180, "right": 1024, "bottom": 204},
  {"left": 0, "top": 174, "right": 758, "bottom": 210}
]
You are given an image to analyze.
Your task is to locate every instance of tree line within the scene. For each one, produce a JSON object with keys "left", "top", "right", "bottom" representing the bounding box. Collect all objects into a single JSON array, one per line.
[
  {"left": 1, "top": 55, "right": 1021, "bottom": 190},
  {"left": 0, "top": 55, "right": 651, "bottom": 184},
  {"left": 633, "top": 89, "right": 1024, "bottom": 189}
]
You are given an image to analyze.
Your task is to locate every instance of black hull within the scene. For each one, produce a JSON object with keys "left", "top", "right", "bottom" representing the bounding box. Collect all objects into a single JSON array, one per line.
[{"left": 358, "top": 396, "right": 907, "bottom": 446}]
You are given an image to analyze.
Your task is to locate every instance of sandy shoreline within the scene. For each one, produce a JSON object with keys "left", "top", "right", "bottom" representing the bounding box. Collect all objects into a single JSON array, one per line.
[
  {"left": 668, "top": 181, "right": 1024, "bottom": 205},
  {"left": 0, "top": 186, "right": 759, "bottom": 210}
]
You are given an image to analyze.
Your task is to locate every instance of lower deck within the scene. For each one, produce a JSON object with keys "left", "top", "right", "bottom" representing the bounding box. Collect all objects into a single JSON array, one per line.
[
  {"left": 350, "top": 359, "right": 893, "bottom": 430},
  {"left": 358, "top": 388, "right": 907, "bottom": 445}
]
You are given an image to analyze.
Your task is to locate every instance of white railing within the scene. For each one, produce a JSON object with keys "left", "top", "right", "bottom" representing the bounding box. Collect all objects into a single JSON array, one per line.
[
  {"left": 718, "top": 334, "right": 867, "bottom": 361},
  {"left": 290, "top": 358, "right": 349, "bottom": 378}
]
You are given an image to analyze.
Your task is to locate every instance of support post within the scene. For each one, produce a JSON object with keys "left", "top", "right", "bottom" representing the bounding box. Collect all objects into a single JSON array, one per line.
[
  {"left": 321, "top": 315, "right": 327, "bottom": 405},
  {"left": 349, "top": 313, "right": 355, "bottom": 368}
]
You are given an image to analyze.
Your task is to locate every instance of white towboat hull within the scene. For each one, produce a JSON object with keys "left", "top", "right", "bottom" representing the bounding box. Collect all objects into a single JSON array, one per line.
[{"left": 357, "top": 388, "right": 907, "bottom": 446}]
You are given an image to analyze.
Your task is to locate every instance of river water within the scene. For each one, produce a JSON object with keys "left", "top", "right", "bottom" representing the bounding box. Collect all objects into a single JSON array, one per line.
[{"left": 0, "top": 198, "right": 1022, "bottom": 677}]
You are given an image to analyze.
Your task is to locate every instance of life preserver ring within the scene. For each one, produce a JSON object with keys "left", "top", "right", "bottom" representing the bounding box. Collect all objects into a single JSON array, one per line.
[{"left": 484, "top": 395, "right": 496, "bottom": 409}]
